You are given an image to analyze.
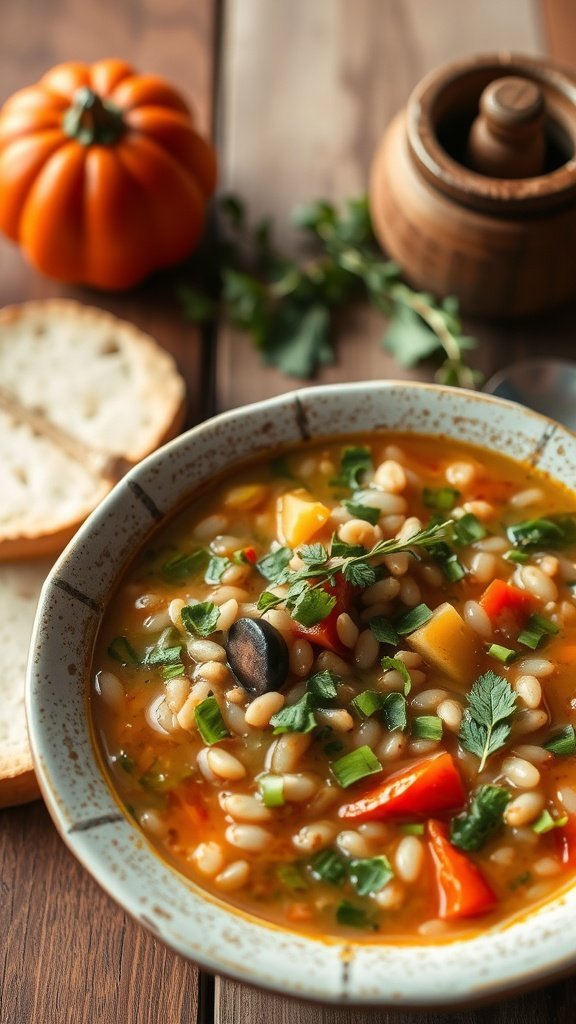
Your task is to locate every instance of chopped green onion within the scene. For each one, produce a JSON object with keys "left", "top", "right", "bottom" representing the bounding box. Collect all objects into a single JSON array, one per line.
[
  {"left": 162, "top": 662, "right": 185, "bottom": 680},
  {"left": 504, "top": 549, "right": 529, "bottom": 565},
  {"left": 331, "top": 745, "right": 382, "bottom": 789},
  {"left": 194, "top": 696, "right": 230, "bottom": 745},
  {"left": 422, "top": 486, "right": 460, "bottom": 511},
  {"left": 348, "top": 855, "right": 394, "bottom": 896},
  {"left": 382, "top": 693, "right": 408, "bottom": 732},
  {"left": 453, "top": 513, "right": 486, "bottom": 545},
  {"left": 532, "top": 810, "right": 568, "bottom": 835},
  {"left": 352, "top": 690, "right": 384, "bottom": 719},
  {"left": 258, "top": 773, "right": 285, "bottom": 807},
  {"left": 411, "top": 715, "right": 443, "bottom": 741},
  {"left": 107, "top": 636, "right": 139, "bottom": 666},
  {"left": 276, "top": 863, "right": 307, "bottom": 890},
  {"left": 342, "top": 500, "right": 380, "bottom": 524},
  {"left": 336, "top": 900, "right": 378, "bottom": 930},
  {"left": 400, "top": 823, "right": 425, "bottom": 836},
  {"left": 144, "top": 644, "right": 183, "bottom": 667},
  {"left": 544, "top": 725, "right": 576, "bottom": 757},
  {"left": 518, "top": 613, "right": 560, "bottom": 650},
  {"left": 507, "top": 514, "right": 576, "bottom": 551},
  {"left": 205, "top": 555, "right": 230, "bottom": 584},
  {"left": 430, "top": 542, "right": 466, "bottom": 582},
  {"left": 181, "top": 601, "right": 220, "bottom": 637},
  {"left": 369, "top": 616, "right": 400, "bottom": 646},
  {"left": 309, "top": 849, "right": 347, "bottom": 885},
  {"left": 380, "top": 656, "right": 412, "bottom": 695},
  {"left": 395, "top": 603, "right": 433, "bottom": 636},
  {"left": 487, "top": 643, "right": 517, "bottom": 664},
  {"left": 161, "top": 548, "right": 207, "bottom": 582}
]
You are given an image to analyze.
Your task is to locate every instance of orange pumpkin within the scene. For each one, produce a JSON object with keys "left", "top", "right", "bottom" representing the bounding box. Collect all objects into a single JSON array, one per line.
[{"left": 0, "top": 59, "right": 217, "bottom": 289}]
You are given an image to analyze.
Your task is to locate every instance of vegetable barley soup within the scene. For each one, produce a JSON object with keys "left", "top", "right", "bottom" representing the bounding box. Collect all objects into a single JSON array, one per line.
[{"left": 92, "top": 434, "right": 576, "bottom": 941}]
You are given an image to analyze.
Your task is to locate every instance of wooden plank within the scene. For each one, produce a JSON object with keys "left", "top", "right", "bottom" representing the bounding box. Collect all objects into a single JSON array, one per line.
[
  {"left": 540, "top": 0, "right": 576, "bottom": 69},
  {"left": 0, "top": 2, "right": 218, "bottom": 1023},
  {"left": 215, "top": 0, "right": 544, "bottom": 412},
  {"left": 213, "top": 0, "right": 576, "bottom": 1020},
  {"left": 0, "top": 0, "right": 218, "bottom": 426}
]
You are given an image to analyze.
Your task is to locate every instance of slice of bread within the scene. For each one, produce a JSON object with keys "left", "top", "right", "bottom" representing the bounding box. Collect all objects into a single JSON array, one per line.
[
  {"left": 0, "top": 300, "right": 186, "bottom": 560},
  {"left": 0, "top": 558, "right": 53, "bottom": 807},
  {"left": 0, "top": 299, "right": 187, "bottom": 803}
]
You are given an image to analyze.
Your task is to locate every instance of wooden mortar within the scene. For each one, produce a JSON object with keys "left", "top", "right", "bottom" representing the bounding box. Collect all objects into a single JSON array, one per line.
[{"left": 369, "top": 53, "right": 576, "bottom": 317}]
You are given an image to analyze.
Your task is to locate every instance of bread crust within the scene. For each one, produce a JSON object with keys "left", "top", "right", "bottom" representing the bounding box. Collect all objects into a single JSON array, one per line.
[
  {"left": 0, "top": 300, "right": 187, "bottom": 801},
  {"left": 0, "top": 299, "right": 186, "bottom": 561}
]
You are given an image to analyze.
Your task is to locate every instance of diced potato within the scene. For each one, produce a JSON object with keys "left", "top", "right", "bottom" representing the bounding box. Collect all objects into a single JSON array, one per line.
[
  {"left": 224, "top": 484, "right": 268, "bottom": 510},
  {"left": 278, "top": 489, "right": 331, "bottom": 547},
  {"left": 406, "top": 602, "right": 481, "bottom": 683}
]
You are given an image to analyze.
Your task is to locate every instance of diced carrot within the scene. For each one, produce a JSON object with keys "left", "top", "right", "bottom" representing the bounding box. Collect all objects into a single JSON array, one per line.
[
  {"left": 427, "top": 819, "right": 498, "bottom": 920},
  {"left": 278, "top": 490, "right": 331, "bottom": 547},
  {"left": 479, "top": 579, "right": 535, "bottom": 629},
  {"left": 338, "top": 752, "right": 466, "bottom": 822}
]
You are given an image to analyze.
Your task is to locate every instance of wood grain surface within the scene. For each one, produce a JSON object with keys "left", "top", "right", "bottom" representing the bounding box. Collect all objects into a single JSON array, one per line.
[
  {"left": 4, "top": 1, "right": 576, "bottom": 1023},
  {"left": 0, "top": 2, "right": 217, "bottom": 1022}
]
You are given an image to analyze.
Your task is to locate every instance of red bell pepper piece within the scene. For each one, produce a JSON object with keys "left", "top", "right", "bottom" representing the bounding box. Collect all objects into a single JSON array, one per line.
[
  {"left": 338, "top": 751, "right": 466, "bottom": 822},
  {"left": 427, "top": 819, "right": 498, "bottom": 920},
  {"left": 556, "top": 814, "right": 576, "bottom": 866},
  {"left": 479, "top": 579, "right": 535, "bottom": 631},
  {"left": 292, "top": 576, "right": 353, "bottom": 655}
]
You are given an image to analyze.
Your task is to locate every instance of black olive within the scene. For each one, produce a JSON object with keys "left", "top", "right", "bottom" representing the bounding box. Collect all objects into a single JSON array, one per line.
[{"left": 226, "top": 617, "right": 289, "bottom": 697}]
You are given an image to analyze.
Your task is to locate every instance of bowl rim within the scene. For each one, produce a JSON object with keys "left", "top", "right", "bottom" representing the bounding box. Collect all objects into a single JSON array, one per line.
[{"left": 26, "top": 379, "right": 576, "bottom": 1008}]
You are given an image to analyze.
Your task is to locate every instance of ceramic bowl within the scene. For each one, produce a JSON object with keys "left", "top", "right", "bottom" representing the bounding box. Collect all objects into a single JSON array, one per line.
[{"left": 27, "top": 381, "right": 576, "bottom": 1009}]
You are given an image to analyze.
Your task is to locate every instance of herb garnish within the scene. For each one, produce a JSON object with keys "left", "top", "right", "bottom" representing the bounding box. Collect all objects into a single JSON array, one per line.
[
  {"left": 107, "top": 636, "right": 139, "bottom": 666},
  {"left": 459, "top": 671, "right": 517, "bottom": 772},
  {"left": 181, "top": 601, "right": 220, "bottom": 637},
  {"left": 507, "top": 514, "right": 576, "bottom": 551},
  {"left": 336, "top": 900, "right": 379, "bottom": 930},
  {"left": 310, "top": 849, "right": 348, "bottom": 885},
  {"left": 348, "top": 855, "right": 394, "bottom": 896},
  {"left": 180, "top": 194, "right": 479, "bottom": 385},
  {"left": 194, "top": 696, "right": 229, "bottom": 745},
  {"left": 532, "top": 810, "right": 568, "bottom": 835},
  {"left": 544, "top": 725, "right": 576, "bottom": 757},
  {"left": 331, "top": 446, "right": 374, "bottom": 490},
  {"left": 161, "top": 548, "right": 207, "bottom": 582},
  {"left": 450, "top": 785, "right": 510, "bottom": 851},
  {"left": 205, "top": 555, "right": 230, "bottom": 584},
  {"left": 331, "top": 745, "right": 382, "bottom": 788},
  {"left": 257, "top": 522, "right": 451, "bottom": 626}
]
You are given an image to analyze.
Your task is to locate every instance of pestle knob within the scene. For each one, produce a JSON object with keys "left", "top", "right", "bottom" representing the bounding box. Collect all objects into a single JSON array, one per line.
[{"left": 467, "top": 76, "right": 546, "bottom": 178}]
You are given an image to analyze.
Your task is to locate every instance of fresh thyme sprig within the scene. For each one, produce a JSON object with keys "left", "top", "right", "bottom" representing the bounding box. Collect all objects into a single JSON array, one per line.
[
  {"left": 257, "top": 519, "right": 454, "bottom": 626},
  {"left": 179, "top": 195, "right": 481, "bottom": 386}
]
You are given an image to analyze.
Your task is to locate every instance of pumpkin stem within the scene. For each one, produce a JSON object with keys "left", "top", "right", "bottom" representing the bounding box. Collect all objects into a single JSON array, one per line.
[{"left": 63, "top": 87, "right": 125, "bottom": 146}]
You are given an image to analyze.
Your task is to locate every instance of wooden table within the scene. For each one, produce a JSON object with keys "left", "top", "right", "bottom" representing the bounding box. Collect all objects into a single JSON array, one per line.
[{"left": 3, "top": 1, "right": 576, "bottom": 1021}]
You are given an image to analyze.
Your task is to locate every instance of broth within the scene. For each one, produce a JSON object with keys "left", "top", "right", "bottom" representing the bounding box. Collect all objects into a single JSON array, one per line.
[{"left": 92, "top": 433, "right": 576, "bottom": 942}]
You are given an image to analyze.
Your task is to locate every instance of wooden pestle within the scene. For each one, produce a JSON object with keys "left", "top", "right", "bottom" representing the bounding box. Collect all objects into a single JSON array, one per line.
[{"left": 467, "top": 75, "right": 546, "bottom": 178}]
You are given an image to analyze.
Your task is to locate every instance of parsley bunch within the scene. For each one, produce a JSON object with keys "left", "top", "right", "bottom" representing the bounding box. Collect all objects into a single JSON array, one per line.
[{"left": 179, "top": 195, "right": 480, "bottom": 385}]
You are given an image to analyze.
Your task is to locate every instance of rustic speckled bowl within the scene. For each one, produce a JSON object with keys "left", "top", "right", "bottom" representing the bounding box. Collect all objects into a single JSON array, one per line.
[{"left": 27, "top": 381, "right": 576, "bottom": 1008}]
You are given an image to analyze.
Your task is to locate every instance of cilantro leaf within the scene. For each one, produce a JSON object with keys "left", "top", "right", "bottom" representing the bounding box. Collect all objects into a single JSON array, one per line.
[
  {"left": 342, "top": 501, "right": 379, "bottom": 525},
  {"left": 459, "top": 671, "right": 517, "bottom": 771},
  {"left": 257, "top": 546, "right": 293, "bottom": 583},
  {"left": 343, "top": 561, "right": 377, "bottom": 587},
  {"left": 298, "top": 543, "right": 328, "bottom": 566},
  {"left": 450, "top": 785, "right": 510, "bottom": 851},
  {"left": 181, "top": 601, "right": 220, "bottom": 637},
  {"left": 270, "top": 693, "right": 317, "bottom": 734},
  {"left": 334, "top": 446, "right": 373, "bottom": 490},
  {"left": 291, "top": 588, "right": 336, "bottom": 626},
  {"left": 369, "top": 617, "right": 401, "bottom": 645},
  {"left": 348, "top": 855, "right": 394, "bottom": 896},
  {"left": 205, "top": 555, "right": 230, "bottom": 584},
  {"left": 307, "top": 670, "right": 339, "bottom": 702},
  {"left": 161, "top": 548, "right": 207, "bottom": 583}
]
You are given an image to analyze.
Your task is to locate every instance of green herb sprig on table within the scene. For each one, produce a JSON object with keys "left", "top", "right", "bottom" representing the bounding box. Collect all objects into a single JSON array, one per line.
[{"left": 179, "top": 194, "right": 480, "bottom": 385}]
